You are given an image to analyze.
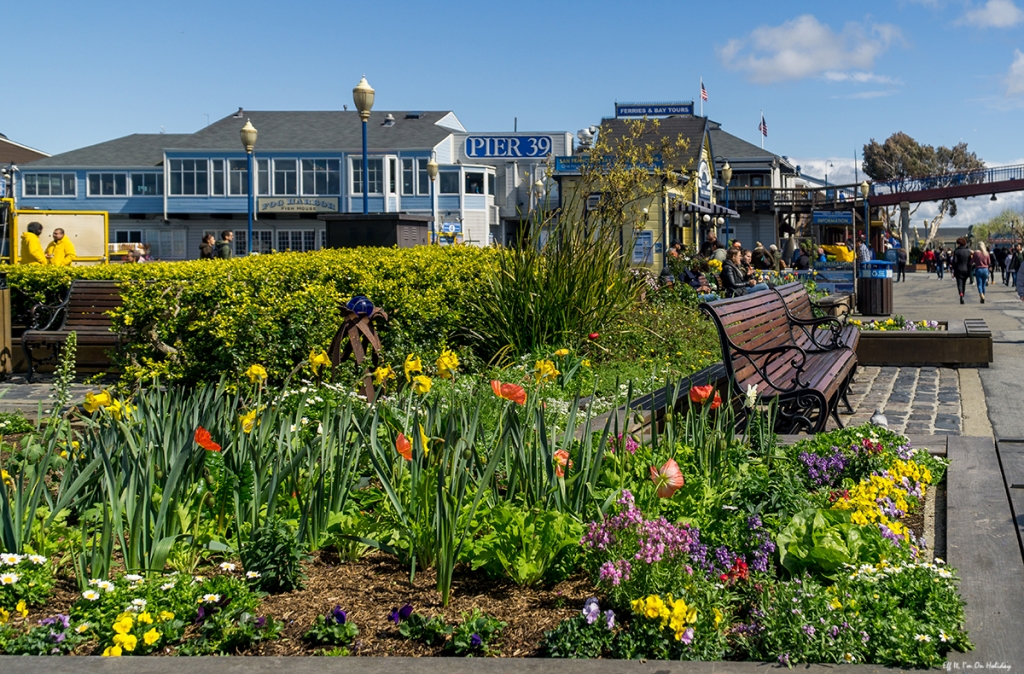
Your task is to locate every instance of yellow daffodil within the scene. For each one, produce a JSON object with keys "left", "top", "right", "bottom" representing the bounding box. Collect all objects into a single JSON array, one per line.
[
  {"left": 418, "top": 424, "right": 431, "bottom": 456},
  {"left": 436, "top": 349, "right": 460, "bottom": 379},
  {"left": 412, "top": 375, "right": 433, "bottom": 395},
  {"left": 309, "top": 348, "right": 332, "bottom": 374},
  {"left": 83, "top": 390, "right": 112, "bottom": 414},
  {"left": 15, "top": 600, "right": 27, "bottom": 618},
  {"left": 534, "top": 359, "right": 560, "bottom": 383},
  {"left": 143, "top": 627, "right": 161, "bottom": 646},
  {"left": 102, "top": 645, "right": 122, "bottom": 657},
  {"left": 59, "top": 450, "right": 68, "bottom": 459},
  {"left": 403, "top": 354, "right": 423, "bottom": 382},
  {"left": 113, "top": 632, "right": 138, "bottom": 652},
  {"left": 107, "top": 399, "right": 134, "bottom": 421},
  {"left": 239, "top": 409, "right": 258, "bottom": 433},
  {"left": 554, "top": 348, "right": 570, "bottom": 357},
  {"left": 244, "top": 364, "right": 268, "bottom": 384},
  {"left": 714, "top": 607, "right": 723, "bottom": 627},
  {"left": 1, "top": 469, "right": 13, "bottom": 490},
  {"left": 373, "top": 364, "right": 397, "bottom": 386}
]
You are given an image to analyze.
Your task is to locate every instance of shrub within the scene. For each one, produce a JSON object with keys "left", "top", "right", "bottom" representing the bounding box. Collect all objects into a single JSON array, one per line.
[{"left": 240, "top": 518, "right": 309, "bottom": 594}]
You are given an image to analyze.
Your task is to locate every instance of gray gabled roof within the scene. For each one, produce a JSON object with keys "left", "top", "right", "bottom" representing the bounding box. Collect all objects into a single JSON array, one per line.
[
  {"left": 25, "top": 133, "right": 190, "bottom": 168},
  {"left": 172, "top": 110, "right": 463, "bottom": 152},
  {"left": 597, "top": 116, "right": 707, "bottom": 167}
]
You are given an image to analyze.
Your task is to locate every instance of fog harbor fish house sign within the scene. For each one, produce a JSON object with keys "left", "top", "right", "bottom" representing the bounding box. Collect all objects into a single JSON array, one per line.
[{"left": 258, "top": 197, "right": 339, "bottom": 213}]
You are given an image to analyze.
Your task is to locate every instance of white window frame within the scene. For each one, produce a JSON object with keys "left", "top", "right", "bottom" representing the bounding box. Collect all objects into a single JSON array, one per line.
[
  {"left": 23, "top": 173, "right": 77, "bottom": 198},
  {"left": 130, "top": 173, "right": 163, "bottom": 197},
  {"left": 273, "top": 158, "right": 298, "bottom": 196},
  {"left": 234, "top": 229, "right": 273, "bottom": 255},
  {"left": 350, "top": 157, "right": 384, "bottom": 196},
  {"left": 401, "top": 158, "right": 415, "bottom": 196},
  {"left": 211, "top": 159, "right": 226, "bottom": 196},
  {"left": 417, "top": 159, "right": 430, "bottom": 195},
  {"left": 228, "top": 159, "right": 249, "bottom": 196},
  {"left": 168, "top": 159, "right": 209, "bottom": 196},
  {"left": 300, "top": 158, "right": 341, "bottom": 196},
  {"left": 87, "top": 172, "right": 129, "bottom": 197},
  {"left": 277, "top": 229, "right": 318, "bottom": 252},
  {"left": 257, "top": 158, "right": 270, "bottom": 196}
]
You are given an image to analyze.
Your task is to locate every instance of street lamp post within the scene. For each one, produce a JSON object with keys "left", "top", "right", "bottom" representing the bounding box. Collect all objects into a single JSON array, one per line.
[
  {"left": 860, "top": 180, "right": 870, "bottom": 252},
  {"left": 427, "top": 157, "right": 438, "bottom": 244},
  {"left": 240, "top": 120, "right": 258, "bottom": 255},
  {"left": 353, "top": 76, "right": 375, "bottom": 215},
  {"left": 721, "top": 161, "right": 733, "bottom": 246}
]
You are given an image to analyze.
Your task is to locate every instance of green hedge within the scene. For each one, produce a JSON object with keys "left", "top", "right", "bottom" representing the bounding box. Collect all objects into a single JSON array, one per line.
[{"left": 6, "top": 247, "right": 497, "bottom": 384}]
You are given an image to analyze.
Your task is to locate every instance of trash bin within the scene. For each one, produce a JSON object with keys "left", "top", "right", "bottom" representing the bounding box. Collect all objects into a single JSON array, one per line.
[{"left": 857, "top": 261, "right": 893, "bottom": 316}]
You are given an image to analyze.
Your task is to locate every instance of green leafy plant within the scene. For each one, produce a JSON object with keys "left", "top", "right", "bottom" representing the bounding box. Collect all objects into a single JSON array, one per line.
[
  {"left": 240, "top": 517, "right": 308, "bottom": 593},
  {"left": 776, "top": 508, "right": 891, "bottom": 577},
  {"left": 449, "top": 608, "right": 506, "bottom": 656},
  {"left": 0, "top": 554, "right": 54, "bottom": 609},
  {"left": 0, "top": 413, "right": 35, "bottom": 437},
  {"left": 304, "top": 606, "right": 358, "bottom": 647},
  {"left": 397, "top": 611, "right": 451, "bottom": 647},
  {"left": 543, "top": 614, "right": 616, "bottom": 658}
]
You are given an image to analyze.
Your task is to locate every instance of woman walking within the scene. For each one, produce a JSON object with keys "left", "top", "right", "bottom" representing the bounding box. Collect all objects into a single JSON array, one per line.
[
  {"left": 973, "top": 242, "right": 991, "bottom": 303},
  {"left": 952, "top": 237, "right": 973, "bottom": 304}
]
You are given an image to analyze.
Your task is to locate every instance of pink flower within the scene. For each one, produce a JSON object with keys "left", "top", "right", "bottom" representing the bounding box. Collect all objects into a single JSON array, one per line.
[
  {"left": 554, "top": 449, "right": 573, "bottom": 478},
  {"left": 650, "top": 458, "right": 685, "bottom": 498}
]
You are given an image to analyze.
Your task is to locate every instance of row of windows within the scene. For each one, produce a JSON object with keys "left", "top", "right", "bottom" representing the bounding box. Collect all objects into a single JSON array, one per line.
[
  {"left": 22, "top": 161, "right": 497, "bottom": 199},
  {"left": 115, "top": 229, "right": 325, "bottom": 259}
]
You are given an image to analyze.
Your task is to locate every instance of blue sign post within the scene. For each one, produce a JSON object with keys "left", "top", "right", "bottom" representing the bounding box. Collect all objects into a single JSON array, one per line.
[{"left": 812, "top": 211, "right": 855, "bottom": 226}]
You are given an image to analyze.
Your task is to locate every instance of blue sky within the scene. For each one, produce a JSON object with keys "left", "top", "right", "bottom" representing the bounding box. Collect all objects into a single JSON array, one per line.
[{"left": 5, "top": 0, "right": 1024, "bottom": 225}]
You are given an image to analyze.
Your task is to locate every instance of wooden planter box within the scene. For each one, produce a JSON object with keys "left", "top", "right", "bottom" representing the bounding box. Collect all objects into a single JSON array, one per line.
[{"left": 855, "top": 318, "right": 992, "bottom": 367}]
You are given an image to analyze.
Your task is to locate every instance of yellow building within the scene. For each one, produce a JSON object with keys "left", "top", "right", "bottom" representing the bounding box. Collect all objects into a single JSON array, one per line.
[{"left": 554, "top": 113, "right": 736, "bottom": 270}]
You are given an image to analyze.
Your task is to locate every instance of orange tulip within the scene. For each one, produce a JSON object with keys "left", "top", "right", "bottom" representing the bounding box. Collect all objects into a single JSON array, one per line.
[
  {"left": 396, "top": 433, "right": 412, "bottom": 461},
  {"left": 689, "top": 385, "right": 714, "bottom": 404},
  {"left": 553, "top": 449, "right": 573, "bottom": 478},
  {"left": 194, "top": 426, "right": 221, "bottom": 452},
  {"left": 650, "top": 458, "right": 685, "bottom": 498},
  {"left": 490, "top": 380, "right": 527, "bottom": 406}
]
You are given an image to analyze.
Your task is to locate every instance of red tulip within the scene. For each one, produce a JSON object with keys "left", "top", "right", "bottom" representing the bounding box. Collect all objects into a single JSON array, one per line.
[
  {"left": 396, "top": 433, "right": 412, "bottom": 461},
  {"left": 194, "top": 426, "right": 221, "bottom": 452},
  {"left": 689, "top": 385, "right": 714, "bottom": 404},
  {"left": 553, "top": 449, "right": 573, "bottom": 478},
  {"left": 588, "top": 332, "right": 600, "bottom": 341},
  {"left": 490, "top": 380, "right": 527, "bottom": 405},
  {"left": 710, "top": 391, "right": 722, "bottom": 410},
  {"left": 650, "top": 458, "right": 685, "bottom": 498}
]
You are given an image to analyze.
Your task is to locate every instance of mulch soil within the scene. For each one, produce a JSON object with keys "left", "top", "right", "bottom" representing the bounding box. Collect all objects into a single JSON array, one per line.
[{"left": 249, "top": 551, "right": 595, "bottom": 657}]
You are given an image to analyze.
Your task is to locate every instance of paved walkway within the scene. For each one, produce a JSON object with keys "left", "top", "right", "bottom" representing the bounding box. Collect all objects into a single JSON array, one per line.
[
  {"left": 838, "top": 365, "right": 962, "bottom": 434},
  {"left": 0, "top": 375, "right": 91, "bottom": 417}
]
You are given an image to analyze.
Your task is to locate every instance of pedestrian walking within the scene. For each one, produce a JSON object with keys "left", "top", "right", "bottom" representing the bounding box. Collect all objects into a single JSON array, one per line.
[
  {"left": 857, "top": 236, "right": 871, "bottom": 263},
  {"left": 215, "top": 231, "right": 234, "bottom": 259},
  {"left": 199, "top": 233, "right": 216, "bottom": 260},
  {"left": 1010, "top": 244, "right": 1022, "bottom": 287},
  {"left": 936, "top": 248, "right": 945, "bottom": 279},
  {"left": 952, "top": 237, "right": 973, "bottom": 304},
  {"left": 973, "top": 242, "right": 991, "bottom": 303},
  {"left": 896, "top": 246, "right": 907, "bottom": 282}
]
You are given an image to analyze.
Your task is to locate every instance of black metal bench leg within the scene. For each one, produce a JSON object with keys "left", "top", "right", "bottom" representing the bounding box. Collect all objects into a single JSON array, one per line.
[
  {"left": 22, "top": 339, "right": 35, "bottom": 384},
  {"left": 830, "top": 404, "right": 845, "bottom": 429}
]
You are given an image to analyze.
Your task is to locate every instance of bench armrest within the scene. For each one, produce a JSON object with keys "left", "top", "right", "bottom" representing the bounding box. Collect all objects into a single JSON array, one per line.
[
  {"left": 27, "top": 300, "right": 66, "bottom": 331},
  {"left": 727, "top": 342, "right": 814, "bottom": 393}
]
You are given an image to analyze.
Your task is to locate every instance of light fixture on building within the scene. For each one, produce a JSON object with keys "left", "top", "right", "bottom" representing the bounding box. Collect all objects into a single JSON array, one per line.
[
  {"left": 682, "top": 213, "right": 690, "bottom": 224},
  {"left": 991, "top": 194, "right": 997, "bottom": 201},
  {"left": 353, "top": 76, "right": 375, "bottom": 215},
  {"left": 717, "top": 216, "right": 725, "bottom": 226},
  {"left": 427, "top": 157, "right": 439, "bottom": 245},
  {"left": 860, "top": 181, "right": 870, "bottom": 244},
  {"left": 720, "top": 161, "right": 733, "bottom": 245},
  {"left": 702, "top": 214, "right": 711, "bottom": 223},
  {"left": 239, "top": 119, "right": 258, "bottom": 255}
]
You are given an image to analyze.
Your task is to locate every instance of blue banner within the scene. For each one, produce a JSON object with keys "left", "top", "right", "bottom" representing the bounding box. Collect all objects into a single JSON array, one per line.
[
  {"left": 616, "top": 102, "right": 694, "bottom": 117},
  {"left": 553, "top": 155, "right": 664, "bottom": 174},
  {"left": 812, "top": 210, "right": 855, "bottom": 225},
  {"left": 464, "top": 136, "right": 553, "bottom": 158}
]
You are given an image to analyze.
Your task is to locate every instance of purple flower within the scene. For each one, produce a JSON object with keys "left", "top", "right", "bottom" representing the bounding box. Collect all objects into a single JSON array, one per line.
[
  {"left": 604, "top": 610, "right": 615, "bottom": 631},
  {"left": 680, "top": 627, "right": 694, "bottom": 645},
  {"left": 389, "top": 603, "right": 414, "bottom": 625},
  {"left": 608, "top": 433, "right": 639, "bottom": 455},
  {"left": 256, "top": 616, "right": 266, "bottom": 628},
  {"left": 798, "top": 448, "right": 848, "bottom": 487},
  {"left": 194, "top": 606, "right": 206, "bottom": 624},
  {"left": 860, "top": 630, "right": 870, "bottom": 643},
  {"left": 331, "top": 606, "right": 347, "bottom": 625},
  {"left": 582, "top": 597, "right": 600, "bottom": 625},
  {"left": 802, "top": 624, "right": 816, "bottom": 638},
  {"left": 598, "top": 559, "right": 632, "bottom": 586},
  {"left": 778, "top": 653, "right": 791, "bottom": 666},
  {"left": 470, "top": 633, "right": 482, "bottom": 649}
]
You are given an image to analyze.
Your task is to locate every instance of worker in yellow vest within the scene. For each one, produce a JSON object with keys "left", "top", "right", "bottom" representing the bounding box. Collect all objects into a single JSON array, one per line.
[
  {"left": 45, "top": 228, "right": 77, "bottom": 266},
  {"left": 19, "top": 222, "right": 47, "bottom": 265}
]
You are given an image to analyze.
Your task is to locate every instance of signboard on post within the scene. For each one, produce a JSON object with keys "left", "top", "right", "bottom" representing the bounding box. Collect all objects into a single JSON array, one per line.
[{"left": 812, "top": 211, "right": 855, "bottom": 225}]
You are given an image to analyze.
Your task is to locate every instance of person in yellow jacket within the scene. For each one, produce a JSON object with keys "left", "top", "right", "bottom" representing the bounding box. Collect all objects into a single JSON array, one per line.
[
  {"left": 45, "top": 228, "right": 76, "bottom": 266},
  {"left": 19, "top": 222, "right": 47, "bottom": 265}
]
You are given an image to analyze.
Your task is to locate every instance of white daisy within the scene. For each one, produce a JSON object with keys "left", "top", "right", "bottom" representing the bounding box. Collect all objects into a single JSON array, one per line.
[
  {"left": 88, "top": 578, "right": 102, "bottom": 586},
  {"left": 915, "top": 634, "right": 931, "bottom": 642},
  {"left": 219, "top": 562, "right": 236, "bottom": 572},
  {"left": 0, "top": 572, "right": 19, "bottom": 585},
  {"left": 82, "top": 590, "right": 100, "bottom": 601},
  {"left": 27, "top": 555, "right": 47, "bottom": 565},
  {"left": 96, "top": 580, "right": 114, "bottom": 592},
  {"left": 75, "top": 623, "right": 90, "bottom": 633},
  {"left": 844, "top": 653, "right": 855, "bottom": 663},
  {"left": 132, "top": 598, "right": 147, "bottom": 607},
  {"left": 200, "top": 593, "right": 221, "bottom": 604},
  {"left": 160, "top": 582, "right": 176, "bottom": 591},
  {"left": 940, "top": 631, "right": 949, "bottom": 643},
  {"left": 125, "top": 574, "right": 143, "bottom": 582},
  {"left": 245, "top": 570, "right": 261, "bottom": 579},
  {"left": 0, "top": 553, "right": 23, "bottom": 566}
]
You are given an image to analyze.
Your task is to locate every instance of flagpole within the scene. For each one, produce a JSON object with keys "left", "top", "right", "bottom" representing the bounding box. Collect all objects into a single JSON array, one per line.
[
  {"left": 700, "top": 77, "right": 703, "bottom": 117},
  {"left": 760, "top": 109, "right": 764, "bottom": 150}
]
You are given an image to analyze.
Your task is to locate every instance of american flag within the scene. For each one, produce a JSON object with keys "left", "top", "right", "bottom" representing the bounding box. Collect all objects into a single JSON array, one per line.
[
  {"left": 758, "top": 113, "right": 768, "bottom": 137},
  {"left": 700, "top": 81, "right": 707, "bottom": 101}
]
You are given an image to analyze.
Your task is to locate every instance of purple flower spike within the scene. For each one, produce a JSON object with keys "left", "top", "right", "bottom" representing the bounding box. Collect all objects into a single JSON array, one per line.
[
  {"left": 470, "top": 633, "right": 482, "bottom": 649},
  {"left": 331, "top": 606, "right": 347, "bottom": 625}
]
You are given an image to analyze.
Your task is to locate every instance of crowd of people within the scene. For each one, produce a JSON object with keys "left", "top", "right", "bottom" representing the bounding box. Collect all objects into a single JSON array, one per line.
[
  {"left": 917, "top": 239, "right": 1022, "bottom": 305},
  {"left": 672, "top": 232, "right": 795, "bottom": 300}
]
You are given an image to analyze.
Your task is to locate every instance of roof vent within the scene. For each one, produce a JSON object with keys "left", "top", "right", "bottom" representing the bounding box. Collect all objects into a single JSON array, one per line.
[
  {"left": 383, "top": 113, "right": 396, "bottom": 127},
  {"left": 405, "top": 112, "right": 423, "bottom": 119},
  {"left": 232, "top": 107, "right": 244, "bottom": 118}
]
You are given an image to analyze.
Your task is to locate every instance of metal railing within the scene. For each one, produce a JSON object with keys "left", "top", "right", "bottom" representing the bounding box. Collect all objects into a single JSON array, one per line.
[{"left": 870, "top": 163, "right": 1024, "bottom": 196}]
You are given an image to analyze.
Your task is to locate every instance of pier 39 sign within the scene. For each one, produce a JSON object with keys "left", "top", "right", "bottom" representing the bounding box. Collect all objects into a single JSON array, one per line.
[{"left": 465, "top": 135, "right": 553, "bottom": 158}]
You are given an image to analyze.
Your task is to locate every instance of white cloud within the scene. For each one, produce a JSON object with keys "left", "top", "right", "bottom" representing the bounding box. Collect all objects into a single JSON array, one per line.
[
  {"left": 958, "top": 0, "right": 1024, "bottom": 27},
  {"left": 790, "top": 158, "right": 861, "bottom": 185},
  {"left": 823, "top": 71, "right": 902, "bottom": 85},
  {"left": 718, "top": 15, "right": 903, "bottom": 84},
  {"left": 1008, "top": 50, "right": 1024, "bottom": 95},
  {"left": 832, "top": 90, "right": 899, "bottom": 100}
]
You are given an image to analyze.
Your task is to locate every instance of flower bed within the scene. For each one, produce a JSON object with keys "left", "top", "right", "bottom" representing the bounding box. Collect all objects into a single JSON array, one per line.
[
  {"left": 0, "top": 359, "right": 969, "bottom": 665},
  {"left": 851, "top": 316, "right": 941, "bottom": 331}
]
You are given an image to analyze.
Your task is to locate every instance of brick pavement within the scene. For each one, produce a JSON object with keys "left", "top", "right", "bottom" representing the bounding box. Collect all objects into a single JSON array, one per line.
[{"left": 831, "top": 365, "right": 962, "bottom": 435}]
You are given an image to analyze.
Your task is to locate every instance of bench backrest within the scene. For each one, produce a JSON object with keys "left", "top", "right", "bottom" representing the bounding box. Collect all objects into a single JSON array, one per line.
[
  {"left": 774, "top": 282, "right": 813, "bottom": 321},
  {"left": 700, "top": 291, "right": 794, "bottom": 388},
  {"left": 60, "top": 280, "right": 122, "bottom": 330}
]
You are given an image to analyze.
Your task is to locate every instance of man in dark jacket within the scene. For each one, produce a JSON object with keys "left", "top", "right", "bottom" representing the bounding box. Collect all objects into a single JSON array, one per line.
[
  {"left": 215, "top": 231, "right": 234, "bottom": 259},
  {"left": 895, "top": 247, "right": 908, "bottom": 282},
  {"left": 952, "top": 237, "right": 973, "bottom": 304}
]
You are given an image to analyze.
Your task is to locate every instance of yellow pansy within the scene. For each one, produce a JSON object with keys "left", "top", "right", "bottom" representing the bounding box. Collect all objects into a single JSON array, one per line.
[
  {"left": 436, "top": 349, "right": 460, "bottom": 379},
  {"left": 83, "top": 390, "right": 112, "bottom": 414},
  {"left": 245, "top": 364, "right": 268, "bottom": 384},
  {"left": 830, "top": 597, "right": 843, "bottom": 610},
  {"left": 16, "top": 600, "right": 27, "bottom": 618},
  {"left": 102, "top": 645, "right": 122, "bottom": 657},
  {"left": 143, "top": 627, "right": 161, "bottom": 646},
  {"left": 137, "top": 611, "right": 153, "bottom": 625},
  {"left": 112, "top": 615, "right": 134, "bottom": 634},
  {"left": 403, "top": 354, "right": 423, "bottom": 382},
  {"left": 534, "top": 359, "right": 560, "bottom": 383},
  {"left": 373, "top": 364, "right": 397, "bottom": 386},
  {"left": 113, "top": 632, "right": 138, "bottom": 652},
  {"left": 159, "top": 611, "right": 175, "bottom": 622},
  {"left": 581, "top": 359, "right": 591, "bottom": 368},
  {"left": 412, "top": 375, "right": 433, "bottom": 395},
  {"left": 554, "top": 348, "right": 570, "bottom": 357},
  {"left": 309, "top": 348, "right": 332, "bottom": 374},
  {"left": 0, "top": 607, "right": 8, "bottom": 624}
]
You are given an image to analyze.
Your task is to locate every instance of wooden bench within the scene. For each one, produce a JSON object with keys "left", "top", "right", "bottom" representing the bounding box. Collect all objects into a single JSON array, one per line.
[
  {"left": 699, "top": 290, "right": 858, "bottom": 434},
  {"left": 773, "top": 282, "right": 860, "bottom": 353},
  {"left": 22, "top": 280, "right": 123, "bottom": 382}
]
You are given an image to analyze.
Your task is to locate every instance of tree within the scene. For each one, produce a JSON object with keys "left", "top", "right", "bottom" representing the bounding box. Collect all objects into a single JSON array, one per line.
[
  {"left": 862, "top": 132, "right": 985, "bottom": 245},
  {"left": 971, "top": 208, "right": 1024, "bottom": 246}
]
